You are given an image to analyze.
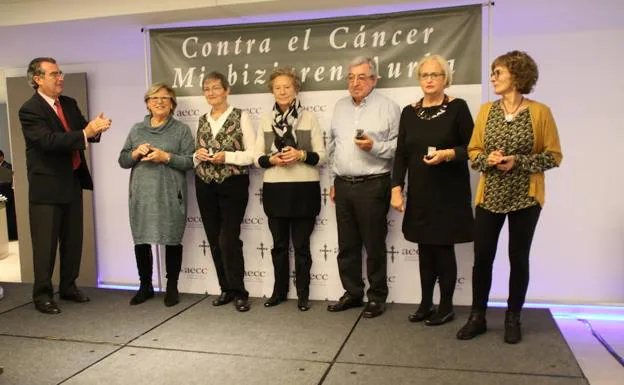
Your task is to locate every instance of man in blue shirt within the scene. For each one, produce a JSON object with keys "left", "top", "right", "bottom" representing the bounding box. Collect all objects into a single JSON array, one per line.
[{"left": 327, "top": 56, "right": 400, "bottom": 318}]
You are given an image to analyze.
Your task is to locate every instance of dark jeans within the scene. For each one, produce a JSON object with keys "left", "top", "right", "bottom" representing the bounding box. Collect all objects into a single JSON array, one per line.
[
  {"left": 471, "top": 205, "right": 542, "bottom": 313},
  {"left": 196, "top": 175, "right": 250, "bottom": 299},
  {"left": 267, "top": 216, "right": 316, "bottom": 299},
  {"left": 334, "top": 175, "right": 390, "bottom": 302}
]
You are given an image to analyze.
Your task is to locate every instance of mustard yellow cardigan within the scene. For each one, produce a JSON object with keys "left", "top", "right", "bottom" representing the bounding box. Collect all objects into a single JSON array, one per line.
[{"left": 468, "top": 100, "right": 563, "bottom": 207}]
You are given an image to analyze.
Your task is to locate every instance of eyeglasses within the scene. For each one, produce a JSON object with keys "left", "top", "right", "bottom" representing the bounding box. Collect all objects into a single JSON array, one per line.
[
  {"left": 419, "top": 72, "right": 444, "bottom": 80},
  {"left": 490, "top": 69, "right": 506, "bottom": 79},
  {"left": 147, "top": 96, "right": 172, "bottom": 102},
  {"left": 347, "top": 74, "right": 374, "bottom": 83}
]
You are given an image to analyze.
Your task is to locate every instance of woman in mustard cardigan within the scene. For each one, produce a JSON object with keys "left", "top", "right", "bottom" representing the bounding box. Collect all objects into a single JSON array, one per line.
[{"left": 456, "top": 51, "right": 562, "bottom": 344}]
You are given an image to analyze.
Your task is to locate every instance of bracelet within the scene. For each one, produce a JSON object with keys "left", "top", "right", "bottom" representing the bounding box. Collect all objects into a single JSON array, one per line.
[
  {"left": 445, "top": 149, "right": 453, "bottom": 162},
  {"left": 300, "top": 150, "right": 307, "bottom": 162}
]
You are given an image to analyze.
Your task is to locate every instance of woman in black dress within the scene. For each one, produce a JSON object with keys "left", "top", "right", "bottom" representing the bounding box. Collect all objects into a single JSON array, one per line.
[{"left": 391, "top": 55, "right": 474, "bottom": 325}]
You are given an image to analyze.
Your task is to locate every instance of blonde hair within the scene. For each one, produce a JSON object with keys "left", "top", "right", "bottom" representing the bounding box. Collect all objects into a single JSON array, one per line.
[
  {"left": 144, "top": 82, "right": 177, "bottom": 115},
  {"left": 414, "top": 55, "right": 452, "bottom": 88}
]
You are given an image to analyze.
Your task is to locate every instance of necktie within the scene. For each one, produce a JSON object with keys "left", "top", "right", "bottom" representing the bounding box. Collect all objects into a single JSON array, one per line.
[{"left": 54, "top": 100, "right": 81, "bottom": 170}]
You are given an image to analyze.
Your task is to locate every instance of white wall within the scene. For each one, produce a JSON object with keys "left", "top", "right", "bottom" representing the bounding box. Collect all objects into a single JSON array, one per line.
[
  {"left": 1, "top": 0, "right": 623, "bottom": 304},
  {"left": 488, "top": 0, "right": 624, "bottom": 304}
]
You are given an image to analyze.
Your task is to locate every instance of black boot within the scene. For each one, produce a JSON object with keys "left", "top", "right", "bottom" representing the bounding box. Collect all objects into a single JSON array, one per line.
[
  {"left": 504, "top": 310, "right": 522, "bottom": 344},
  {"left": 456, "top": 311, "right": 487, "bottom": 340},
  {"left": 130, "top": 244, "right": 154, "bottom": 305},
  {"left": 164, "top": 245, "right": 182, "bottom": 307}
]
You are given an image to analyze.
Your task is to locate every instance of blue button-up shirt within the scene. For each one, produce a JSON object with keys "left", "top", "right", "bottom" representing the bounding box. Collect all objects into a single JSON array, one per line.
[{"left": 328, "top": 89, "right": 400, "bottom": 180}]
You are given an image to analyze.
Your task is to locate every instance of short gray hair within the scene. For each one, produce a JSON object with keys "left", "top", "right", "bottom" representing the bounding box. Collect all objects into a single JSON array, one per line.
[
  {"left": 27, "top": 57, "right": 56, "bottom": 89},
  {"left": 203, "top": 71, "right": 230, "bottom": 91},
  {"left": 348, "top": 56, "right": 378, "bottom": 78},
  {"left": 414, "top": 55, "right": 453, "bottom": 88},
  {"left": 268, "top": 67, "right": 302, "bottom": 92}
]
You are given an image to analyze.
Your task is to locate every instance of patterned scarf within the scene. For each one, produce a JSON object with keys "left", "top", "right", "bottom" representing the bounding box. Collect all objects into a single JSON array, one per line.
[{"left": 270, "top": 99, "right": 302, "bottom": 154}]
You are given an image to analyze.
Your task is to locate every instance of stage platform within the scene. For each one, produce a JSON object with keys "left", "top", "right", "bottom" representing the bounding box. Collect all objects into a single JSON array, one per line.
[{"left": 0, "top": 283, "right": 589, "bottom": 385}]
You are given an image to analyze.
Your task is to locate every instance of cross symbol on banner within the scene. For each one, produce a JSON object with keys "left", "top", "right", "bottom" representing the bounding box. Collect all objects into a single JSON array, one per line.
[
  {"left": 319, "top": 243, "right": 331, "bottom": 262},
  {"left": 387, "top": 245, "right": 398, "bottom": 263},
  {"left": 321, "top": 188, "right": 329, "bottom": 206},
  {"left": 198, "top": 240, "right": 210, "bottom": 256},
  {"left": 257, "top": 242, "right": 268, "bottom": 259},
  {"left": 255, "top": 188, "right": 263, "bottom": 204}
]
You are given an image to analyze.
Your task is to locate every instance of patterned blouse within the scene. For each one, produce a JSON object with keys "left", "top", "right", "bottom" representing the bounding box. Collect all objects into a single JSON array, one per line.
[
  {"left": 195, "top": 108, "right": 249, "bottom": 184},
  {"left": 472, "top": 101, "right": 558, "bottom": 213}
]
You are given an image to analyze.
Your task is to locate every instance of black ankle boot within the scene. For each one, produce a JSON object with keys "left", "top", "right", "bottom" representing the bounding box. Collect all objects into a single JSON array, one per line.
[
  {"left": 164, "top": 245, "right": 182, "bottom": 307},
  {"left": 130, "top": 283, "right": 154, "bottom": 305},
  {"left": 456, "top": 311, "right": 487, "bottom": 340},
  {"left": 164, "top": 280, "right": 179, "bottom": 307},
  {"left": 130, "top": 244, "right": 154, "bottom": 305},
  {"left": 504, "top": 310, "right": 522, "bottom": 344}
]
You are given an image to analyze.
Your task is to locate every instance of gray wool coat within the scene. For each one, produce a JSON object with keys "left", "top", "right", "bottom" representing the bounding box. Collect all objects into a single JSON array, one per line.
[{"left": 119, "top": 115, "right": 194, "bottom": 245}]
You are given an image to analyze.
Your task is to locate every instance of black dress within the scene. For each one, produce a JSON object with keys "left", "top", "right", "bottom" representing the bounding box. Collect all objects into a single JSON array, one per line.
[{"left": 391, "top": 98, "right": 474, "bottom": 245}]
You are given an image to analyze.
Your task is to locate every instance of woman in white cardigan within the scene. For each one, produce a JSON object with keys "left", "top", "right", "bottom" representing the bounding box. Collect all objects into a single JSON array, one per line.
[{"left": 254, "top": 67, "right": 326, "bottom": 311}]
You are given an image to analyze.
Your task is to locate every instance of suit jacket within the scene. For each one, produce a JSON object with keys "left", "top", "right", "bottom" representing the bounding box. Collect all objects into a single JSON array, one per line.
[
  {"left": 19, "top": 92, "right": 98, "bottom": 204},
  {"left": 0, "top": 160, "right": 12, "bottom": 190}
]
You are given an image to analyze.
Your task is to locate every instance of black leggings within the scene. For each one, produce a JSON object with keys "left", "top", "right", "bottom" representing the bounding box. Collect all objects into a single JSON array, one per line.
[
  {"left": 418, "top": 244, "right": 457, "bottom": 313},
  {"left": 471, "top": 205, "right": 541, "bottom": 313}
]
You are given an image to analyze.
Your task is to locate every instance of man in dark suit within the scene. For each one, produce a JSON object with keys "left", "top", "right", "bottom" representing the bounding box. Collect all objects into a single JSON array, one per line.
[{"left": 18, "top": 57, "right": 111, "bottom": 314}]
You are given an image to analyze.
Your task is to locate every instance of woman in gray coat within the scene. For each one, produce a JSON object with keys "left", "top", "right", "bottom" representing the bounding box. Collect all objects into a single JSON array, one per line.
[{"left": 119, "top": 83, "right": 194, "bottom": 307}]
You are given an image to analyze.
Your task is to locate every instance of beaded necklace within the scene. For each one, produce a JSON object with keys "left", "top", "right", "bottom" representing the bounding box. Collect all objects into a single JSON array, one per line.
[{"left": 414, "top": 94, "right": 449, "bottom": 120}]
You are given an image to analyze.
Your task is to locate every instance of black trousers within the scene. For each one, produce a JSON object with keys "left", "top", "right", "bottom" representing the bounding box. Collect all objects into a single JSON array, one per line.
[
  {"left": 334, "top": 175, "right": 390, "bottom": 302},
  {"left": 471, "top": 205, "right": 542, "bottom": 313},
  {"left": 267, "top": 216, "right": 316, "bottom": 299},
  {"left": 195, "top": 175, "right": 250, "bottom": 299},
  {"left": 0, "top": 185, "right": 17, "bottom": 240},
  {"left": 29, "top": 177, "right": 83, "bottom": 302},
  {"left": 418, "top": 244, "right": 457, "bottom": 312}
]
